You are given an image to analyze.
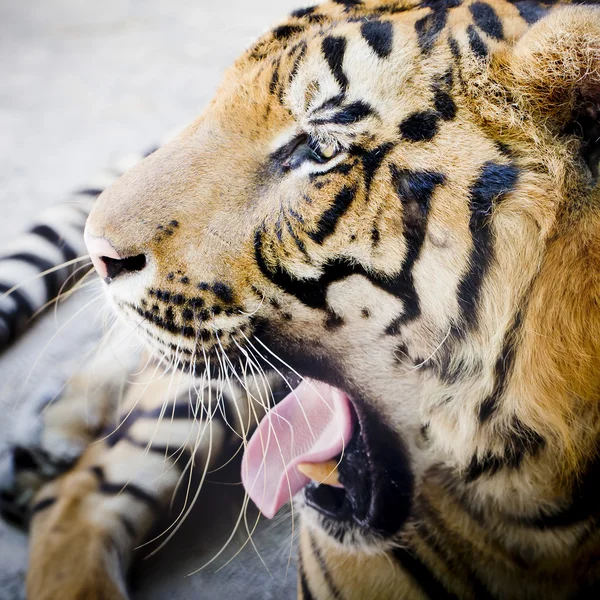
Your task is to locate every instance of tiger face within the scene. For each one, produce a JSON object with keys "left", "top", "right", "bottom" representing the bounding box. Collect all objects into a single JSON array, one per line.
[{"left": 84, "top": 0, "right": 600, "bottom": 550}]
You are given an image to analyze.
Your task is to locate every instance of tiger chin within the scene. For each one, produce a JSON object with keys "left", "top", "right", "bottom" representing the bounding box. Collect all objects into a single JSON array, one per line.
[{"left": 5, "top": 0, "right": 600, "bottom": 599}]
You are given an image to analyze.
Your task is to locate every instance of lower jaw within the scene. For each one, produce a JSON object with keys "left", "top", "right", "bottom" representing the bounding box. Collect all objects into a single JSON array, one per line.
[
  {"left": 145, "top": 327, "right": 415, "bottom": 539},
  {"left": 301, "top": 400, "right": 416, "bottom": 543},
  {"left": 299, "top": 495, "right": 391, "bottom": 549}
]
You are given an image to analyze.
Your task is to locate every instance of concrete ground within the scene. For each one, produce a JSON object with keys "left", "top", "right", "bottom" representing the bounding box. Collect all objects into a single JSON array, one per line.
[{"left": 0, "top": 1, "right": 302, "bottom": 598}]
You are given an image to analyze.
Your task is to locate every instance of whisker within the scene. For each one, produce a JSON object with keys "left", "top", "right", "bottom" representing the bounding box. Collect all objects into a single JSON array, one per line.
[
  {"left": 0, "top": 255, "right": 92, "bottom": 301},
  {"left": 17, "top": 292, "right": 105, "bottom": 406},
  {"left": 408, "top": 325, "right": 452, "bottom": 371}
]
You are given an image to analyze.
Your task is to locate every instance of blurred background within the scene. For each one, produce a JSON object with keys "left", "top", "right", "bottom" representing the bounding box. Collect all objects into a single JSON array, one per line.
[{"left": 0, "top": 1, "right": 302, "bottom": 598}]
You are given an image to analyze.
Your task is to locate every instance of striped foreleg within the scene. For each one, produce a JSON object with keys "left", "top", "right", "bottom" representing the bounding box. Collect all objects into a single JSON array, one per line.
[{"left": 25, "top": 369, "right": 265, "bottom": 600}]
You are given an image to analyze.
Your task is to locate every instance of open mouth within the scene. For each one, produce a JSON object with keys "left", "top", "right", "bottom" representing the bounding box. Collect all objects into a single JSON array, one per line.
[{"left": 241, "top": 380, "right": 413, "bottom": 536}]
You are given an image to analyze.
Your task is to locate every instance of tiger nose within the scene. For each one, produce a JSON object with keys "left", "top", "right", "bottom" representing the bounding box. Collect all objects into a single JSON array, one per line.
[{"left": 84, "top": 230, "right": 147, "bottom": 283}]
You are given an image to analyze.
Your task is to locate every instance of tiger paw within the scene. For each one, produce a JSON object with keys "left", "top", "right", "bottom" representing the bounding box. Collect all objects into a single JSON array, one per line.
[
  {"left": 27, "top": 506, "right": 130, "bottom": 600},
  {"left": 0, "top": 373, "right": 116, "bottom": 527}
]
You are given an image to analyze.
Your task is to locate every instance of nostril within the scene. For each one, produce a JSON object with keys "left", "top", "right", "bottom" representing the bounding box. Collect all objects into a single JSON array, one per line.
[
  {"left": 102, "top": 254, "right": 146, "bottom": 282},
  {"left": 84, "top": 230, "right": 149, "bottom": 282}
]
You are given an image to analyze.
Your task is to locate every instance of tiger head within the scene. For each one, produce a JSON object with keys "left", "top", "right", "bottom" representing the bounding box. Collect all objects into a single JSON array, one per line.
[{"left": 84, "top": 0, "right": 600, "bottom": 549}]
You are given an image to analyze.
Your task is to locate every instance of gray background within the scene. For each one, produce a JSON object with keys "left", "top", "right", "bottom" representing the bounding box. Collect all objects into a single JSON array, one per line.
[{"left": 0, "top": 0, "right": 302, "bottom": 598}]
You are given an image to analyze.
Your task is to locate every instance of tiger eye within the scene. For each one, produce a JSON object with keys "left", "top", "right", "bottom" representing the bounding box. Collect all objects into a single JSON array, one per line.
[{"left": 319, "top": 144, "right": 336, "bottom": 159}]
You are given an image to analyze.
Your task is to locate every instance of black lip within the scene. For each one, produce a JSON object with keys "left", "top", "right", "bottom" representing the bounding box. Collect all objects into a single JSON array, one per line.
[{"left": 304, "top": 399, "right": 414, "bottom": 538}]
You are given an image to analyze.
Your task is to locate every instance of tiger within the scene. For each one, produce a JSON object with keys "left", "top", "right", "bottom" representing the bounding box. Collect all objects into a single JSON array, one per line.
[{"left": 1, "top": 0, "right": 600, "bottom": 598}]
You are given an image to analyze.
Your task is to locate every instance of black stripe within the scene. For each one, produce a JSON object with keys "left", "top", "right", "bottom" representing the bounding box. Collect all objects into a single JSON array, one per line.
[
  {"left": 255, "top": 230, "right": 330, "bottom": 309},
  {"left": 312, "top": 101, "right": 376, "bottom": 126},
  {"left": 456, "top": 162, "right": 519, "bottom": 334},
  {"left": 420, "top": 0, "right": 462, "bottom": 9},
  {"left": 322, "top": 36, "right": 349, "bottom": 92},
  {"left": 0, "top": 312, "right": 10, "bottom": 348},
  {"left": 478, "top": 308, "right": 524, "bottom": 422},
  {"left": 315, "top": 93, "right": 345, "bottom": 113},
  {"left": 288, "top": 41, "right": 308, "bottom": 88},
  {"left": 0, "top": 283, "right": 35, "bottom": 343},
  {"left": 99, "top": 481, "right": 161, "bottom": 513},
  {"left": 508, "top": 0, "right": 548, "bottom": 25},
  {"left": 299, "top": 562, "right": 317, "bottom": 600},
  {"left": 103, "top": 408, "right": 145, "bottom": 448},
  {"left": 284, "top": 214, "right": 311, "bottom": 258},
  {"left": 399, "top": 110, "right": 440, "bottom": 142},
  {"left": 353, "top": 142, "right": 395, "bottom": 194},
  {"left": 310, "top": 162, "right": 353, "bottom": 180},
  {"left": 332, "top": 0, "right": 362, "bottom": 7},
  {"left": 392, "top": 544, "right": 460, "bottom": 600},
  {"left": 415, "top": 497, "right": 493, "bottom": 598},
  {"left": 0, "top": 283, "right": 34, "bottom": 318},
  {"left": 273, "top": 24, "right": 305, "bottom": 41},
  {"left": 29, "top": 224, "right": 78, "bottom": 262},
  {"left": 125, "top": 436, "right": 175, "bottom": 456},
  {"left": 90, "top": 465, "right": 104, "bottom": 480},
  {"left": 147, "top": 402, "right": 195, "bottom": 420},
  {"left": 256, "top": 230, "right": 452, "bottom": 313},
  {"left": 467, "top": 25, "right": 488, "bottom": 58},
  {"left": 269, "top": 59, "right": 281, "bottom": 95},
  {"left": 4, "top": 252, "right": 61, "bottom": 299},
  {"left": 125, "top": 435, "right": 192, "bottom": 465},
  {"left": 292, "top": 6, "right": 317, "bottom": 18},
  {"left": 415, "top": 5, "right": 449, "bottom": 54},
  {"left": 465, "top": 452, "right": 505, "bottom": 481},
  {"left": 30, "top": 497, "right": 56, "bottom": 515},
  {"left": 434, "top": 89, "right": 456, "bottom": 121},
  {"left": 469, "top": 2, "right": 504, "bottom": 40},
  {"left": 433, "top": 70, "right": 456, "bottom": 122},
  {"left": 309, "top": 186, "right": 357, "bottom": 244},
  {"left": 308, "top": 531, "right": 344, "bottom": 599},
  {"left": 361, "top": 20, "right": 394, "bottom": 58},
  {"left": 386, "top": 167, "right": 445, "bottom": 334},
  {"left": 448, "top": 35, "right": 461, "bottom": 60},
  {"left": 428, "top": 462, "right": 598, "bottom": 538},
  {"left": 467, "top": 417, "right": 545, "bottom": 481}
]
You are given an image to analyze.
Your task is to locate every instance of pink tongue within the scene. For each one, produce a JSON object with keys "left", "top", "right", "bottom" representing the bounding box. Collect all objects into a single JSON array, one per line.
[{"left": 241, "top": 380, "right": 354, "bottom": 519}]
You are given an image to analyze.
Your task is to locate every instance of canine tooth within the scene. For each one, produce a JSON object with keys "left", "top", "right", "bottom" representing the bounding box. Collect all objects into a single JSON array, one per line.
[{"left": 298, "top": 461, "right": 343, "bottom": 488}]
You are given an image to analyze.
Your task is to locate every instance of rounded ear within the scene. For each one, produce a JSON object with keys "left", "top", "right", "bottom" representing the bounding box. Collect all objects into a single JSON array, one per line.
[
  {"left": 499, "top": 6, "right": 600, "bottom": 176},
  {"left": 504, "top": 5, "right": 599, "bottom": 128}
]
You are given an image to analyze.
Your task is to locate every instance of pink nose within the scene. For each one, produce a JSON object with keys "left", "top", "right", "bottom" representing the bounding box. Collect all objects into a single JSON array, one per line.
[{"left": 84, "top": 228, "right": 146, "bottom": 282}]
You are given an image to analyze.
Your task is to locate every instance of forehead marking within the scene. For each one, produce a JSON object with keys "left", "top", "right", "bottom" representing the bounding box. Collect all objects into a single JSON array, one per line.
[
  {"left": 511, "top": 0, "right": 548, "bottom": 25},
  {"left": 333, "top": 0, "right": 363, "bottom": 7},
  {"left": 289, "top": 41, "right": 308, "bottom": 82},
  {"left": 400, "top": 110, "right": 440, "bottom": 142},
  {"left": 415, "top": 8, "right": 448, "bottom": 54},
  {"left": 269, "top": 58, "right": 281, "bottom": 96},
  {"left": 360, "top": 20, "right": 394, "bottom": 59},
  {"left": 467, "top": 24, "right": 489, "bottom": 58},
  {"left": 310, "top": 100, "right": 376, "bottom": 126},
  {"left": 469, "top": 1, "right": 504, "bottom": 41},
  {"left": 321, "top": 36, "right": 349, "bottom": 93},
  {"left": 273, "top": 24, "right": 306, "bottom": 41},
  {"left": 291, "top": 6, "right": 317, "bottom": 19},
  {"left": 414, "top": 0, "right": 463, "bottom": 55}
]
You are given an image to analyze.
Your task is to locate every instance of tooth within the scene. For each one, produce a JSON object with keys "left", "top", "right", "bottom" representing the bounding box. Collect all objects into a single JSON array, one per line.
[{"left": 298, "top": 461, "right": 343, "bottom": 488}]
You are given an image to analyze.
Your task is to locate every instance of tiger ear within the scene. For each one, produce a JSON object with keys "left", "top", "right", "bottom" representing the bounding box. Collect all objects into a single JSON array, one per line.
[
  {"left": 504, "top": 6, "right": 599, "bottom": 122},
  {"left": 500, "top": 5, "right": 599, "bottom": 170}
]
